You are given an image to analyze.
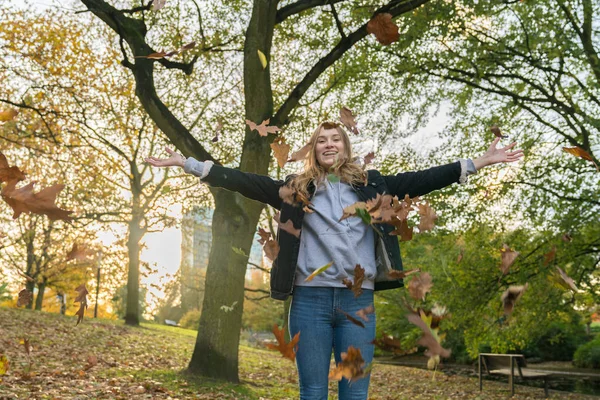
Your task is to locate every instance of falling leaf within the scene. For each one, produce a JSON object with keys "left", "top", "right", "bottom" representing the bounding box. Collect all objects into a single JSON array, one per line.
[
  {"left": 1, "top": 181, "right": 72, "bottom": 221},
  {"left": 499, "top": 244, "right": 519, "bottom": 275},
  {"left": 232, "top": 247, "right": 248, "bottom": 257},
  {"left": 74, "top": 284, "right": 89, "bottom": 326},
  {"left": 327, "top": 173, "right": 340, "bottom": 183},
  {"left": 390, "top": 218, "right": 413, "bottom": 241},
  {"left": 266, "top": 324, "right": 299, "bottom": 362},
  {"left": 372, "top": 333, "right": 416, "bottom": 356},
  {"left": 212, "top": 119, "right": 223, "bottom": 142},
  {"left": 17, "top": 289, "right": 33, "bottom": 307},
  {"left": 0, "top": 109, "right": 18, "bottom": 123},
  {"left": 17, "top": 270, "right": 34, "bottom": 282},
  {"left": 561, "top": 233, "right": 572, "bottom": 242},
  {"left": 406, "top": 312, "right": 451, "bottom": 358},
  {"left": 270, "top": 137, "right": 290, "bottom": 168},
  {"left": 66, "top": 243, "right": 95, "bottom": 262},
  {"left": 563, "top": 146, "right": 593, "bottom": 161},
  {"left": 220, "top": 301, "right": 237, "bottom": 312},
  {"left": 257, "top": 228, "right": 271, "bottom": 245},
  {"left": 278, "top": 185, "right": 296, "bottom": 205},
  {"left": 152, "top": 0, "right": 167, "bottom": 11},
  {"left": 553, "top": 266, "right": 578, "bottom": 292},
  {"left": 304, "top": 262, "right": 334, "bottom": 282},
  {"left": 388, "top": 268, "right": 421, "bottom": 280},
  {"left": 328, "top": 346, "right": 369, "bottom": 382},
  {"left": 457, "top": 250, "right": 464, "bottom": 264},
  {"left": 257, "top": 49, "right": 267, "bottom": 69},
  {"left": 417, "top": 202, "right": 437, "bottom": 232},
  {"left": 363, "top": 152, "right": 375, "bottom": 167},
  {"left": 407, "top": 272, "right": 433, "bottom": 301},
  {"left": 501, "top": 283, "right": 528, "bottom": 315},
  {"left": 0, "top": 354, "right": 8, "bottom": 375},
  {"left": 490, "top": 125, "right": 507, "bottom": 139},
  {"left": 246, "top": 118, "right": 280, "bottom": 137},
  {"left": 340, "top": 201, "right": 368, "bottom": 221},
  {"left": 543, "top": 246, "right": 556, "bottom": 266},
  {"left": 0, "top": 152, "right": 26, "bottom": 183},
  {"left": 366, "top": 13, "right": 399, "bottom": 45},
  {"left": 339, "top": 107, "right": 359, "bottom": 135},
  {"left": 337, "top": 308, "right": 365, "bottom": 328},
  {"left": 288, "top": 142, "right": 311, "bottom": 162},
  {"left": 355, "top": 305, "right": 375, "bottom": 322},
  {"left": 20, "top": 338, "right": 31, "bottom": 356},
  {"left": 263, "top": 240, "right": 280, "bottom": 261},
  {"left": 342, "top": 264, "right": 365, "bottom": 298}
]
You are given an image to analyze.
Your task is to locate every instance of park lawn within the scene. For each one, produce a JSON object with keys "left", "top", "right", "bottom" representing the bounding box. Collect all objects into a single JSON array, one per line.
[{"left": 0, "top": 307, "right": 596, "bottom": 399}]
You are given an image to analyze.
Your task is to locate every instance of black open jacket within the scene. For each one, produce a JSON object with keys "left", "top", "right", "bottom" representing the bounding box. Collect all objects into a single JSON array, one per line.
[{"left": 203, "top": 162, "right": 463, "bottom": 301}]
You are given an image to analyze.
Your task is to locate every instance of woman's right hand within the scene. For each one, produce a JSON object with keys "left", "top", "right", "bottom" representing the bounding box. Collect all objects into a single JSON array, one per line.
[{"left": 144, "top": 147, "right": 186, "bottom": 168}]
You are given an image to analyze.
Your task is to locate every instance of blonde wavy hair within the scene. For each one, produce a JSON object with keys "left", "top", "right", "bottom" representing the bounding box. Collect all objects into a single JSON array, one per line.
[{"left": 288, "top": 122, "right": 367, "bottom": 201}]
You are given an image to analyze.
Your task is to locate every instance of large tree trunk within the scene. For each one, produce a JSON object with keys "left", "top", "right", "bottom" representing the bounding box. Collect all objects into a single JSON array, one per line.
[{"left": 187, "top": 0, "right": 278, "bottom": 381}]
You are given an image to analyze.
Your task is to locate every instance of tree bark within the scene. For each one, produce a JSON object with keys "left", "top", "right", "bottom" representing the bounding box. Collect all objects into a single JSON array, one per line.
[
  {"left": 125, "top": 181, "right": 145, "bottom": 325},
  {"left": 34, "top": 277, "right": 47, "bottom": 311},
  {"left": 186, "top": 0, "right": 279, "bottom": 381}
]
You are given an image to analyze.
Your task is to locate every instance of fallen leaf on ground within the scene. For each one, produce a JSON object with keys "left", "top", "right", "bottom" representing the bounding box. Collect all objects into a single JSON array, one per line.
[
  {"left": 0, "top": 354, "right": 8, "bottom": 375},
  {"left": 366, "top": 13, "right": 399, "bottom": 45},
  {"left": 266, "top": 324, "right": 299, "bottom": 362}
]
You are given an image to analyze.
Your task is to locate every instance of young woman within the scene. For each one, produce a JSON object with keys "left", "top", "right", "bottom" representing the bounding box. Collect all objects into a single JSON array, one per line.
[{"left": 145, "top": 121, "right": 523, "bottom": 399}]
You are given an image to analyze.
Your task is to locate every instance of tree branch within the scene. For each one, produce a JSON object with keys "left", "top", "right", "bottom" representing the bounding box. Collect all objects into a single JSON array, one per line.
[{"left": 276, "top": 0, "right": 346, "bottom": 24}]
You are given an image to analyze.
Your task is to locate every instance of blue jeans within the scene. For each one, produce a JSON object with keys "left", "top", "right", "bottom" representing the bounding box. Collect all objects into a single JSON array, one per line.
[{"left": 289, "top": 286, "right": 376, "bottom": 400}]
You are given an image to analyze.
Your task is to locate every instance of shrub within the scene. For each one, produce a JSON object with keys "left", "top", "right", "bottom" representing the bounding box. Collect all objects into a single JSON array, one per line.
[
  {"left": 523, "top": 321, "right": 587, "bottom": 361},
  {"left": 573, "top": 336, "right": 600, "bottom": 369},
  {"left": 179, "top": 309, "right": 201, "bottom": 330}
]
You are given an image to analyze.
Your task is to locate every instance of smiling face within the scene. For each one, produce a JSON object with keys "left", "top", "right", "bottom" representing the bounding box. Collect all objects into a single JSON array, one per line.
[{"left": 315, "top": 127, "right": 346, "bottom": 170}]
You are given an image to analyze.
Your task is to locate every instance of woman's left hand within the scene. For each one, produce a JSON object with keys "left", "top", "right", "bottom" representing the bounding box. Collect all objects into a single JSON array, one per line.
[{"left": 473, "top": 138, "right": 524, "bottom": 170}]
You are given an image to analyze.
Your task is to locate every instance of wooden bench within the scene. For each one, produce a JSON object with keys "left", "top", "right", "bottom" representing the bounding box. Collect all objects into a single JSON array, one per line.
[{"left": 479, "top": 353, "right": 552, "bottom": 397}]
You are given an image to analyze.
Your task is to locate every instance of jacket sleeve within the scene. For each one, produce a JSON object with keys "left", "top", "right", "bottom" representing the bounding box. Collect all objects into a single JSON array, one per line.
[
  {"left": 198, "top": 163, "right": 284, "bottom": 209},
  {"left": 382, "top": 161, "right": 462, "bottom": 198}
]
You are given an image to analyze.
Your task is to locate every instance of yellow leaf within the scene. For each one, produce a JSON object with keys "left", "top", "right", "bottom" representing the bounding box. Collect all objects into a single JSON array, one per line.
[
  {"left": 257, "top": 49, "right": 267, "bottom": 69},
  {"left": 0, "top": 109, "right": 18, "bottom": 122},
  {"left": 0, "top": 354, "right": 9, "bottom": 375}
]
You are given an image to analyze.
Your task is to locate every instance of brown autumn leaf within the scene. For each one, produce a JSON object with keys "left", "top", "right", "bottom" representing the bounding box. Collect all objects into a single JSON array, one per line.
[
  {"left": 342, "top": 264, "right": 365, "bottom": 298},
  {"left": 500, "top": 244, "right": 519, "bottom": 275},
  {"left": 257, "top": 228, "right": 271, "bottom": 245},
  {"left": 390, "top": 218, "right": 413, "bottom": 241},
  {"left": 288, "top": 142, "right": 311, "bottom": 162},
  {"left": 417, "top": 202, "right": 437, "bottom": 232},
  {"left": 563, "top": 146, "right": 593, "bottom": 161},
  {"left": 17, "top": 289, "right": 33, "bottom": 307},
  {"left": 501, "top": 283, "right": 528, "bottom": 315},
  {"left": 263, "top": 239, "right": 280, "bottom": 261},
  {"left": 457, "top": 250, "right": 464, "bottom": 264},
  {"left": 388, "top": 268, "right": 421, "bottom": 280},
  {"left": 270, "top": 137, "right": 290, "bottom": 168},
  {"left": 337, "top": 308, "right": 365, "bottom": 328},
  {"left": 1, "top": 181, "right": 72, "bottom": 221},
  {"left": 0, "top": 152, "right": 26, "bottom": 183},
  {"left": 265, "top": 324, "right": 299, "bottom": 362},
  {"left": 340, "top": 201, "right": 368, "bottom": 221},
  {"left": 561, "top": 233, "right": 573, "bottom": 242},
  {"left": 407, "top": 272, "right": 433, "bottom": 301},
  {"left": 66, "top": 243, "right": 95, "bottom": 262},
  {"left": 74, "top": 284, "right": 89, "bottom": 326},
  {"left": 20, "top": 338, "right": 31, "bottom": 356},
  {"left": 328, "top": 346, "right": 369, "bottom": 382},
  {"left": 363, "top": 151, "right": 375, "bottom": 167},
  {"left": 366, "top": 13, "right": 399, "bottom": 45},
  {"left": 273, "top": 212, "right": 301, "bottom": 238},
  {"left": 278, "top": 185, "right": 296, "bottom": 205},
  {"left": 212, "top": 119, "right": 223, "bottom": 143},
  {"left": 372, "top": 333, "right": 417, "bottom": 356},
  {"left": 406, "top": 312, "right": 451, "bottom": 359},
  {"left": 355, "top": 304, "right": 375, "bottom": 322},
  {"left": 339, "top": 107, "right": 359, "bottom": 135},
  {"left": 83, "top": 355, "right": 98, "bottom": 371},
  {"left": 0, "top": 109, "right": 18, "bottom": 122},
  {"left": 246, "top": 118, "right": 280, "bottom": 137},
  {"left": 490, "top": 125, "right": 508, "bottom": 139},
  {"left": 543, "top": 246, "right": 556, "bottom": 266}
]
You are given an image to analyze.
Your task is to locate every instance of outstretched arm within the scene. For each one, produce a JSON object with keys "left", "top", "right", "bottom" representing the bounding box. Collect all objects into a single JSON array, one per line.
[{"left": 145, "top": 147, "right": 284, "bottom": 209}]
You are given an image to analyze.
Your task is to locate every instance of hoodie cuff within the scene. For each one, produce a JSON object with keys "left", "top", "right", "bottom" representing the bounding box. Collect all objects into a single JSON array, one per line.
[
  {"left": 458, "top": 158, "right": 477, "bottom": 184},
  {"left": 184, "top": 157, "right": 214, "bottom": 180}
]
